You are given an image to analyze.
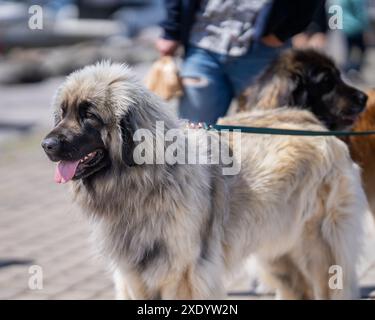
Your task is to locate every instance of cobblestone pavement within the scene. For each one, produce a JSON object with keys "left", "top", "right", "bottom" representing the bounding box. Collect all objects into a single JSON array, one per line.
[{"left": 0, "top": 61, "right": 375, "bottom": 300}]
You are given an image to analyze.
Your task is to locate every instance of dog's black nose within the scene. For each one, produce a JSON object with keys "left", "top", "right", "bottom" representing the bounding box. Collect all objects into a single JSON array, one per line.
[{"left": 41, "top": 137, "right": 60, "bottom": 152}]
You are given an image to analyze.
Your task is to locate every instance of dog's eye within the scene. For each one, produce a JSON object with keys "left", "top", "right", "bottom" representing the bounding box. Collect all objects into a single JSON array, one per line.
[
  {"left": 316, "top": 73, "right": 330, "bottom": 83},
  {"left": 86, "top": 111, "right": 98, "bottom": 120},
  {"left": 321, "top": 75, "right": 331, "bottom": 84},
  {"left": 316, "top": 73, "right": 334, "bottom": 92},
  {"left": 78, "top": 101, "right": 94, "bottom": 120}
]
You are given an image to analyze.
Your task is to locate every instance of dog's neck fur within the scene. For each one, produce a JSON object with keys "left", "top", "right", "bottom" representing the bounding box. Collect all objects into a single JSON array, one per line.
[
  {"left": 70, "top": 132, "right": 231, "bottom": 270},
  {"left": 67, "top": 85, "right": 237, "bottom": 271},
  {"left": 71, "top": 122, "right": 232, "bottom": 219}
]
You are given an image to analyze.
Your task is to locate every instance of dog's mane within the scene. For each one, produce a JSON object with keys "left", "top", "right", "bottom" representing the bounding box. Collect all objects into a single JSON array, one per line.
[
  {"left": 243, "top": 49, "right": 335, "bottom": 111},
  {"left": 63, "top": 62, "right": 220, "bottom": 221}
]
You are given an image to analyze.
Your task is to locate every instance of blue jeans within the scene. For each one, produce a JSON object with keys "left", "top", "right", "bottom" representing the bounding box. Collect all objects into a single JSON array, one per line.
[{"left": 179, "top": 42, "right": 286, "bottom": 124}]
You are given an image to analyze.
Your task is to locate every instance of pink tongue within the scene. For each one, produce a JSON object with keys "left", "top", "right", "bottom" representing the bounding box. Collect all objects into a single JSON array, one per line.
[{"left": 54, "top": 160, "right": 80, "bottom": 184}]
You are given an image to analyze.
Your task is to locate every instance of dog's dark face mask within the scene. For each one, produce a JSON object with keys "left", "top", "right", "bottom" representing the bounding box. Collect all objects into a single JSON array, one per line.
[
  {"left": 258, "top": 50, "right": 368, "bottom": 131},
  {"left": 288, "top": 51, "right": 367, "bottom": 130},
  {"left": 41, "top": 100, "right": 112, "bottom": 183}
]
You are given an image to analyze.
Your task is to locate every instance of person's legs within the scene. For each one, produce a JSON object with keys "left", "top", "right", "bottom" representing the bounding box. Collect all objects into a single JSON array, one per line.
[
  {"left": 179, "top": 46, "right": 234, "bottom": 124},
  {"left": 225, "top": 42, "right": 288, "bottom": 97}
]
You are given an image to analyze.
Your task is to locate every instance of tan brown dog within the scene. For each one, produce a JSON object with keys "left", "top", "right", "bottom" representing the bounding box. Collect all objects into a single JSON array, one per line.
[
  {"left": 349, "top": 89, "right": 375, "bottom": 218},
  {"left": 238, "top": 49, "right": 367, "bottom": 131},
  {"left": 237, "top": 49, "right": 373, "bottom": 220}
]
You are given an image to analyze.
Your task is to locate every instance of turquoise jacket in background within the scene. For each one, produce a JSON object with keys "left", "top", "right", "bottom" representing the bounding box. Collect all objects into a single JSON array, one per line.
[{"left": 338, "top": 0, "right": 369, "bottom": 36}]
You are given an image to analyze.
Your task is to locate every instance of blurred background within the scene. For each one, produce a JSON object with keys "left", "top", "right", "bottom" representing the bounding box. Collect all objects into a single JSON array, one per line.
[{"left": 0, "top": 0, "right": 375, "bottom": 300}]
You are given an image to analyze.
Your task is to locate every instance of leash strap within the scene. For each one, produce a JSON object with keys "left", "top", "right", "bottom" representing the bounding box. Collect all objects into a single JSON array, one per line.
[{"left": 205, "top": 124, "right": 375, "bottom": 137}]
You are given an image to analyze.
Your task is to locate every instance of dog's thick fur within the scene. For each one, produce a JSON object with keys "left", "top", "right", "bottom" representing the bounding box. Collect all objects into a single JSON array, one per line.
[
  {"left": 236, "top": 49, "right": 371, "bottom": 220},
  {"left": 238, "top": 49, "right": 367, "bottom": 130},
  {"left": 349, "top": 89, "right": 375, "bottom": 218},
  {"left": 44, "top": 62, "right": 367, "bottom": 299}
]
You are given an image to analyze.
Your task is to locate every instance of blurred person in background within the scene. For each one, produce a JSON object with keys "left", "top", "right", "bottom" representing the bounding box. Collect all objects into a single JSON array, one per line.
[
  {"left": 156, "top": 0, "right": 325, "bottom": 124},
  {"left": 339, "top": 0, "right": 369, "bottom": 76},
  {"left": 293, "top": 1, "right": 328, "bottom": 51}
]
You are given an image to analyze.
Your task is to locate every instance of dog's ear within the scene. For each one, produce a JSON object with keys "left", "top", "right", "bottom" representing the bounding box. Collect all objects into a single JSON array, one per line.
[
  {"left": 291, "top": 87, "right": 309, "bottom": 107},
  {"left": 290, "top": 74, "right": 309, "bottom": 107},
  {"left": 252, "top": 75, "right": 301, "bottom": 109},
  {"left": 119, "top": 110, "right": 136, "bottom": 167}
]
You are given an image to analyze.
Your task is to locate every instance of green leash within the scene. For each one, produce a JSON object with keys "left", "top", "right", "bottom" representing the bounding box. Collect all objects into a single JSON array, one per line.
[{"left": 203, "top": 124, "right": 375, "bottom": 137}]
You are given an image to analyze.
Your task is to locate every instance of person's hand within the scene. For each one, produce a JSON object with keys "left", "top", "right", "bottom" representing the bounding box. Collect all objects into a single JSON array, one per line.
[
  {"left": 155, "top": 38, "right": 180, "bottom": 56},
  {"left": 261, "top": 34, "right": 284, "bottom": 47},
  {"left": 308, "top": 33, "right": 327, "bottom": 50},
  {"left": 293, "top": 32, "right": 326, "bottom": 50},
  {"left": 292, "top": 33, "right": 309, "bottom": 48}
]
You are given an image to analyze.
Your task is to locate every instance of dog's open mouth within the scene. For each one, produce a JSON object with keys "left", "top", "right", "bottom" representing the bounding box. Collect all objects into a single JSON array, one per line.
[{"left": 54, "top": 149, "right": 105, "bottom": 183}]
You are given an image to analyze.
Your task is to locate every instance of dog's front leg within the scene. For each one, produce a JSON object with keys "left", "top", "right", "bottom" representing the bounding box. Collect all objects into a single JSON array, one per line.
[
  {"left": 113, "top": 269, "right": 133, "bottom": 300},
  {"left": 114, "top": 264, "right": 225, "bottom": 300},
  {"left": 158, "top": 266, "right": 226, "bottom": 299},
  {"left": 113, "top": 268, "right": 150, "bottom": 300}
]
